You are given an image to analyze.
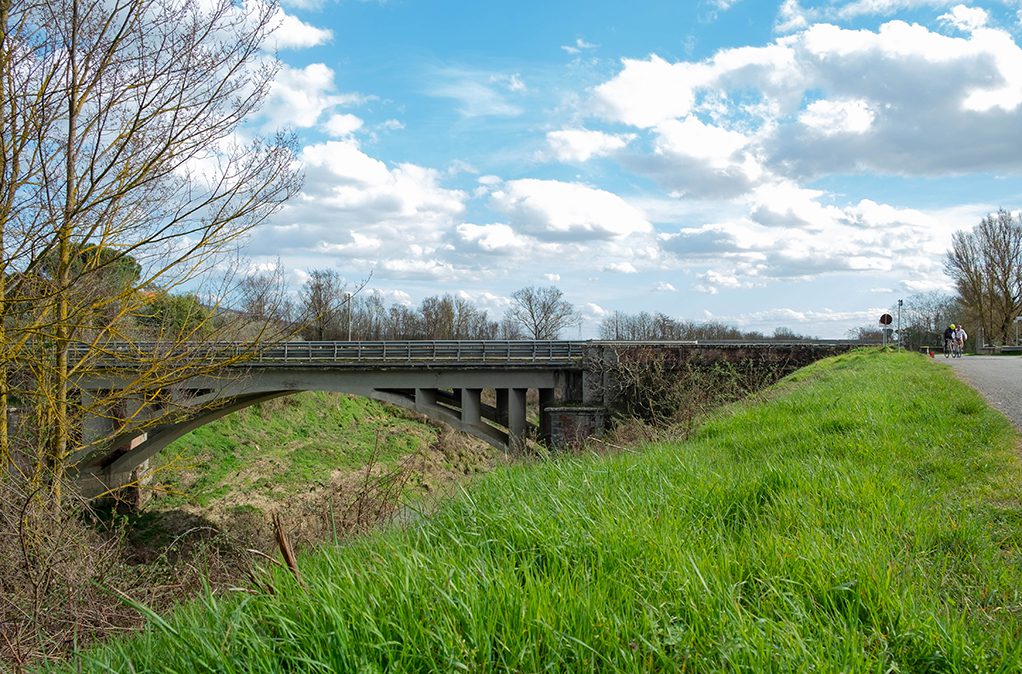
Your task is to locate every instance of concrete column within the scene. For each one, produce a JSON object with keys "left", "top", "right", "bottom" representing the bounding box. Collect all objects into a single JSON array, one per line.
[
  {"left": 538, "top": 388, "right": 555, "bottom": 443},
  {"left": 80, "top": 391, "right": 119, "bottom": 446},
  {"left": 563, "top": 372, "right": 584, "bottom": 403},
  {"left": 508, "top": 387, "right": 527, "bottom": 452},
  {"left": 461, "top": 388, "right": 482, "bottom": 425},
  {"left": 495, "top": 388, "right": 509, "bottom": 426},
  {"left": 415, "top": 388, "right": 438, "bottom": 411},
  {"left": 101, "top": 393, "right": 150, "bottom": 472}
]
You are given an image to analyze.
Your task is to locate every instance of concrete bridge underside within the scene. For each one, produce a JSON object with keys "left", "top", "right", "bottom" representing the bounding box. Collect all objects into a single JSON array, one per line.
[{"left": 75, "top": 368, "right": 572, "bottom": 498}]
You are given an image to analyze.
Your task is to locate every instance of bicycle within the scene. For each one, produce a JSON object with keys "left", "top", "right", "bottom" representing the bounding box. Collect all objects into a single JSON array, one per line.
[
  {"left": 944, "top": 338, "right": 951, "bottom": 358},
  {"left": 951, "top": 340, "right": 963, "bottom": 358}
]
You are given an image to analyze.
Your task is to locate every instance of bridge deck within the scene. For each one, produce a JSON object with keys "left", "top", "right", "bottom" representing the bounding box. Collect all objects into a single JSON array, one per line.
[{"left": 75, "top": 339, "right": 864, "bottom": 369}]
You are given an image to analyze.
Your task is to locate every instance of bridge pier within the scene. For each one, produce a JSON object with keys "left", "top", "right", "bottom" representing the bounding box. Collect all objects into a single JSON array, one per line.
[
  {"left": 495, "top": 389, "right": 508, "bottom": 426},
  {"left": 415, "top": 388, "right": 438, "bottom": 410},
  {"left": 507, "top": 388, "right": 527, "bottom": 452},
  {"left": 538, "top": 388, "right": 555, "bottom": 443},
  {"left": 461, "top": 388, "right": 482, "bottom": 425}
]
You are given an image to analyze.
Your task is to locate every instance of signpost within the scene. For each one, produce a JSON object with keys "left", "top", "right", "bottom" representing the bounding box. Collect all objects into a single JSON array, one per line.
[{"left": 879, "top": 313, "right": 893, "bottom": 347}]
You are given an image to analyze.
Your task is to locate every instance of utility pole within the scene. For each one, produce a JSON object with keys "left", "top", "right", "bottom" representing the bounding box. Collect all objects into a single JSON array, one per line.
[
  {"left": 897, "top": 299, "right": 903, "bottom": 350},
  {"left": 346, "top": 292, "right": 353, "bottom": 341}
]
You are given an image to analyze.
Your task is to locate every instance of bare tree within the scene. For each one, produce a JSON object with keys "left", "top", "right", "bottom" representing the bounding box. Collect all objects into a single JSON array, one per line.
[
  {"left": 945, "top": 209, "right": 1022, "bottom": 346},
  {"left": 385, "top": 304, "right": 422, "bottom": 340},
  {"left": 349, "top": 291, "right": 388, "bottom": 340},
  {"left": 897, "top": 291, "right": 962, "bottom": 350},
  {"left": 846, "top": 325, "right": 884, "bottom": 342},
  {"left": 598, "top": 312, "right": 800, "bottom": 342},
  {"left": 299, "top": 269, "right": 347, "bottom": 341},
  {"left": 239, "top": 261, "right": 294, "bottom": 328},
  {"left": 0, "top": 0, "right": 301, "bottom": 498},
  {"left": 504, "top": 286, "right": 581, "bottom": 340},
  {"left": 418, "top": 294, "right": 498, "bottom": 339},
  {"left": 498, "top": 318, "right": 525, "bottom": 340}
]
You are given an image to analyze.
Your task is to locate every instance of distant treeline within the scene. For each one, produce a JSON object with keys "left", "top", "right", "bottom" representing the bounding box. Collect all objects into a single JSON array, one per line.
[
  {"left": 598, "top": 311, "right": 814, "bottom": 342},
  {"left": 305, "top": 290, "right": 526, "bottom": 341},
  {"left": 239, "top": 268, "right": 814, "bottom": 342}
]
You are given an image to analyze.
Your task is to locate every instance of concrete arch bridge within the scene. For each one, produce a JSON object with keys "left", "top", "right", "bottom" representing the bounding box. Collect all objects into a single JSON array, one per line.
[{"left": 72, "top": 340, "right": 859, "bottom": 497}]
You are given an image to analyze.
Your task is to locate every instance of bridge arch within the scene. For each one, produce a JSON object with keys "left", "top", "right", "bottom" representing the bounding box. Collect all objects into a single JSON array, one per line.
[
  {"left": 71, "top": 339, "right": 861, "bottom": 498},
  {"left": 77, "top": 366, "right": 568, "bottom": 498}
]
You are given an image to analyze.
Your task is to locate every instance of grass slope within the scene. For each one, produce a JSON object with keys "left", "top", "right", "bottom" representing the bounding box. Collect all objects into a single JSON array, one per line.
[
  {"left": 149, "top": 392, "right": 473, "bottom": 512},
  {"left": 68, "top": 350, "right": 1022, "bottom": 672}
]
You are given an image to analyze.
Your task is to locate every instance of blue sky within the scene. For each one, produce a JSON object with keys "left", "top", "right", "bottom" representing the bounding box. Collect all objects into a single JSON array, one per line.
[{"left": 245, "top": 0, "right": 1022, "bottom": 338}]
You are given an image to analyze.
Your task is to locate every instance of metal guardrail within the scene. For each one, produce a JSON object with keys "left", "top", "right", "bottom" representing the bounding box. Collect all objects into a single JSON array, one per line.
[
  {"left": 73, "top": 340, "right": 589, "bottom": 368},
  {"left": 247, "top": 340, "right": 588, "bottom": 365},
  {"left": 71, "top": 339, "right": 863, "bottom": 369}
]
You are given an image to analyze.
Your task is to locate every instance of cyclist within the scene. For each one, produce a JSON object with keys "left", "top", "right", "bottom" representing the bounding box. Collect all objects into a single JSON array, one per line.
[
  {"left": 952, "top": 324, "right": 968, "bottom": 356},
  {"left": 943, "top": 323, "right": 955, "bottom": 357}
]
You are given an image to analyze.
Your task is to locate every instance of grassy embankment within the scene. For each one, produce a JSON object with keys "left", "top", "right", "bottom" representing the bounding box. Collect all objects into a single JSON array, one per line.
[
  {"left": 145, "top": 391, "right": 498, "bottom": 515},
  {"left": 66, "top": 350, "right": 1022, "bottom": 671}
]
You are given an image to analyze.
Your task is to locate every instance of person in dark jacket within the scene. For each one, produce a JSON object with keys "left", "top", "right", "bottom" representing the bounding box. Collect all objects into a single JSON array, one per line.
[{"left": 943, "top": 324, "right": 955, "bottom": 356}]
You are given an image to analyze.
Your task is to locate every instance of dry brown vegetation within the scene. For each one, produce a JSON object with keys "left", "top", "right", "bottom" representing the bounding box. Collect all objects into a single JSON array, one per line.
[
  {"left": 592, "top": 345, "right": 793, "bottom": 434},
  {"left": 0, "top": 407, "right": 501, "bottom": 671}
]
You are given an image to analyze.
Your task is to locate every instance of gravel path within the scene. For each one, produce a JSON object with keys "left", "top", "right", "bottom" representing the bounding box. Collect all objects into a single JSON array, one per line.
[{"left": 940, "top": 355, "right": 1022, "bottom": 431}]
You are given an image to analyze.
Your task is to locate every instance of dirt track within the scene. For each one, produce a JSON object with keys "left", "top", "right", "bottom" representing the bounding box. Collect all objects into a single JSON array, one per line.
[{"left": 940, "top": 355, "right": 1022, "bottom": 431}]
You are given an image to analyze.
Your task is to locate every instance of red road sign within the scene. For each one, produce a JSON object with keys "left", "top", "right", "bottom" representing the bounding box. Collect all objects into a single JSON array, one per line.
[{"left": 879, "top": 313, "right": 893, "bottom": 325}]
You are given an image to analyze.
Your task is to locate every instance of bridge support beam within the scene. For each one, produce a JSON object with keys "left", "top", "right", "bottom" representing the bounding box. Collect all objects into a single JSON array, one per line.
[
  {"left": 495, "top": 389, "right": 508, "bottom": 426},
  {"left": 415, "top": 388, "right": 438, "bottom": 411},
  {"left": 461, "top": 388, "right": 482, "bottom": 425},
  {"left": 507, "top": 388, "right": 527, "bottom": 452}
]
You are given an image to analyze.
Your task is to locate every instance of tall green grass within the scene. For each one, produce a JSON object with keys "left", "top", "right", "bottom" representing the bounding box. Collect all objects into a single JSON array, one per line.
[
  {"left": 65, "top": 350, "right": 1022, "bottom": 672},
  {"left": 151, "top": 391, "right": 441, "bottom": 509}
]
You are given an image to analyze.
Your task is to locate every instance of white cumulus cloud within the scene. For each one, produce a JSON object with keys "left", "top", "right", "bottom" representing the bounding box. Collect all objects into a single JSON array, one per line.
[
  {"left": 323, "top": 113, "right": 364, "bottom": 137},
  {"left": 799, "top": 98, "right": 875, "bottom": 135},
  {"left": 264, "top": 63, "right": 363, "bottom": 129},
  {"left": 594, "top": 16, "right": 1022, "bottom": 180},
  {"left": 546, "top": 128, "right": 635, "bottom": 162},
  {"left": 595, "top": 56, "right": 712, "bottom": 128},
  {"left": 939, "top": 4, "right": 990, "bottom": 32},
  {"left": 490, "top": 179, "right": 653, "bottom": 241},
  {"left": 255, "top": 140, "right": 468, "bottom": 283},
  {"left": 456, "top": 223, "right": 530, "bottom": 253},
  {"left": 270, "top": 6, "right": 332, "bottom": 49}
]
